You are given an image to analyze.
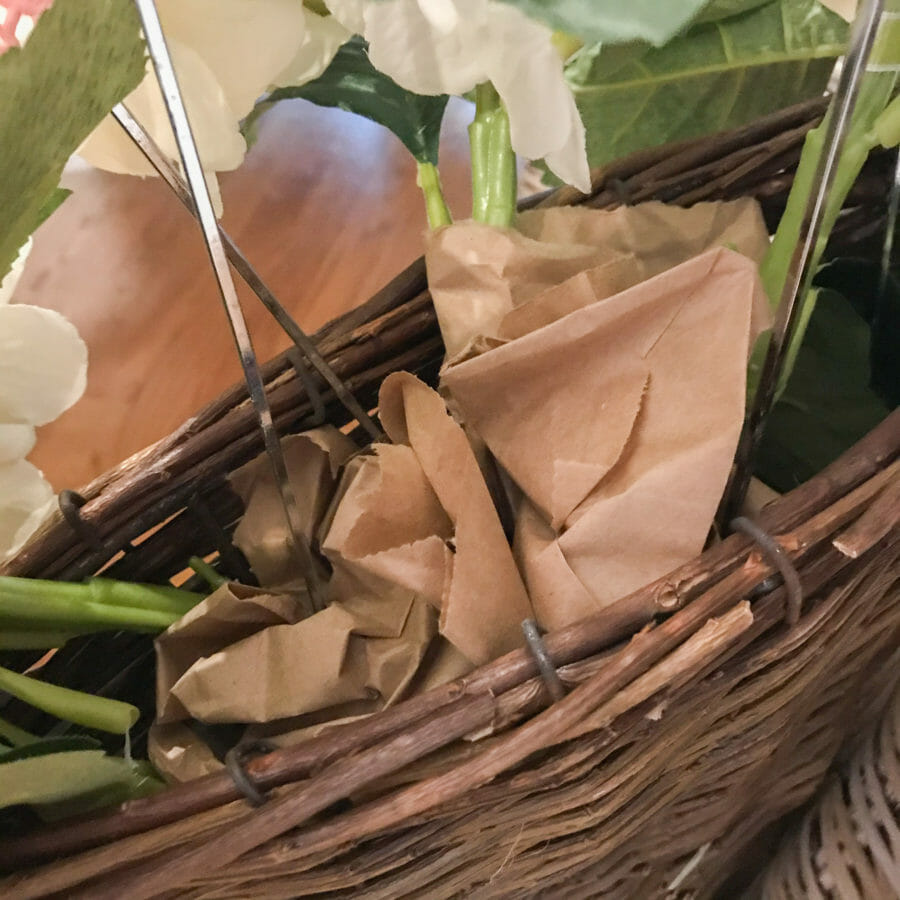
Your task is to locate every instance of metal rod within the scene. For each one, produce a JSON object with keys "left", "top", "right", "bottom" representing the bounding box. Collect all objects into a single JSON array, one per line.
[
  {"left": 110, "top": 103, "right": 384, "bottom": 444},
  {"left": 131, "top": 0, "right": 326, "bottom": 611},
  {"left": 720, "top": 0, "right": 886, "bottom": 522}
]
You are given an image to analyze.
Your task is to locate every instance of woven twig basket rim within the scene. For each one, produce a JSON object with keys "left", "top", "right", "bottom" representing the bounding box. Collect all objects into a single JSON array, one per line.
[{"left": 2, "top": 98, "right": 899, "bottom": 899}]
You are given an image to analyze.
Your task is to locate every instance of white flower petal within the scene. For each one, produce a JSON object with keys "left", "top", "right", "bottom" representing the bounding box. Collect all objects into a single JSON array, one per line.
[
  {"left": 364, "top": 0, "right": 487, "bottom": 96},
  {"left": 0, "top": 305, "right": 87, "bottom": 426},
  {"left": 76, "top": 112, "right": 159, "bottom": 176},
  {"left": 80, "top": 44, "right": 247, "bottom": 176},
  {"left": 0, "top": 424, "right": 36, "bottom": 463},
  {"left": 484, "top": 4, "right": 589, "bottom": 190},
  {"left": 416, "top": 0, "right": 461, "bottom": 34},
  {"left": 0, "top": 460, "right": 55, "bottom": 562},
  {"left": 0, "top": 238, "right": 33, "bottom": 307},
  {"left": 158, "top": 0, "right": 308, "bottom": 118},
  {"left": 274, "top": 12, "right": 351, "bottom": 86},
  {"left": 325, "top": 0, "right": 368, "bottom": 35},
  {"left": 542, "top": 108, "right": 591, "bottom": 194},
  {"left": 483, "top": 2, "right": 590, "bottom": 192}
]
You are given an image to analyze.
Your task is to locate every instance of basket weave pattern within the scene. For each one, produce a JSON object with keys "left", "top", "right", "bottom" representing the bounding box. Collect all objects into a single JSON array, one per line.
[{"left": 1, "top": 100, "right": 899, "bottom": 898}]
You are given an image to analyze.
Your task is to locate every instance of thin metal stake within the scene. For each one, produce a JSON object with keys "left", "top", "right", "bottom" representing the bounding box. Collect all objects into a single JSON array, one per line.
[
  {"left": 132, "top": 0, "right": 326, "bottom": 611},
  {"left": 110, "top": 103, "right": 384, "bottom": 444},
  {"left": 720, "top": 0, "right": 886, "bottom": 522}
]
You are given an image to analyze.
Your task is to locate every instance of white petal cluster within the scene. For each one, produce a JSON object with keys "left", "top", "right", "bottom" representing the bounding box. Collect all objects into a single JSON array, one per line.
[
  {"left": 78, "top": 0, "right": 349, "bottom": 207},
  {"left": 326, "top": 0, "right": 591, "bottom": 192},
  {"left": 0, "top": 242, "right": 87, "bottom": 561}
]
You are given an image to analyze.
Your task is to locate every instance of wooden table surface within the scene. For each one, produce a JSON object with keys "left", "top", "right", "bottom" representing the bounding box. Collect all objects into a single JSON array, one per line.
[{"left": 17, "top": 99, "right": 474, "bottom": 491}]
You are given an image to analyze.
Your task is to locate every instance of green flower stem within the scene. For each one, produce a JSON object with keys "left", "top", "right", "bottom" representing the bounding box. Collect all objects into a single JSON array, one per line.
[
  {"left": 0, "top": 715, "right": 38, "bottom": 747},
  {"left": 416, "top": 162, "right": 453, "bottom": 230},
  {"left": 188, "top": 556, "right": 227, "bottom": 591},
  {"left": 0, "top": 630, "right": 83, "bottom": 650},
  {"left": 0, "top": 576, "right": 187, "bottom": 632},
  {"left": 469, "top": 82, "right": 517, "bottom": 228},
  {"left": 87, "top": 578, "right": 203, "bottom": 616},
  {"left": 874, "top": 92, "right": 900, "bottom": 149},
  {"left": 0, "top": 665, "right": 139, "bottom": 735},
  {"left": 750, "top": 63, "right": 898, "bottom": 401}
]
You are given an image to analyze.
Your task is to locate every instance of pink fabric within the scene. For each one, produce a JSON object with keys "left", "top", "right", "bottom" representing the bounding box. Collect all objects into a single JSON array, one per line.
[{"left": 0, "top": 1, "right": 53, "bottom": 52}]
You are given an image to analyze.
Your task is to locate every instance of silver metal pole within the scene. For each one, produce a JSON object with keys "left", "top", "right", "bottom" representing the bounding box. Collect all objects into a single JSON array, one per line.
[
  {"left": 721, "top": 0, "right": 886, "bottom": 522},
  {"left": 132, "top": 0, "right": 326, "bottom": 611}
]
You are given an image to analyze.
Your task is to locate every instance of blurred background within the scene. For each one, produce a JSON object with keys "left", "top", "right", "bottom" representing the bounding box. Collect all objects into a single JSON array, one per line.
[{"left": 15, "top": 98, "right": 475, "bottom": 491}]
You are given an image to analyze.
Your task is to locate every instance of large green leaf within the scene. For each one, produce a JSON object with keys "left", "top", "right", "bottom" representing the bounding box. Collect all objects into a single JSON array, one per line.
[
  {"left": 247, "top": 38, "right": 448, "bottom": 165},
  {"left": 814, "top": 259, "right": 900, "bottom": 408},
  {"left": 490, "top": 1, "right": 710, "bottom": 46},
  {"left": 755, "top": 288, "right": 894, "bottom": 493},
  {"left": 567, "top": 0, "right": 847, "bottom": 168},
  {"left": 0, "top": 750, "right": 163, "bottom": 817},
  {"left": 0, "top": 735, "right": 100, "bottom": 763},
  {"left": 0, "top": 0, "right": 145, "bottom": 280},
  {"left": 692, "top": 0, "right": 778, "bottom": 23}
]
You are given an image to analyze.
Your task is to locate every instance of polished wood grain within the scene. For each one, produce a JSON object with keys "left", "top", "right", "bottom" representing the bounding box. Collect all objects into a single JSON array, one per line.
[{"left": 17, "top": 98, "right": 474, "bottom": 491}]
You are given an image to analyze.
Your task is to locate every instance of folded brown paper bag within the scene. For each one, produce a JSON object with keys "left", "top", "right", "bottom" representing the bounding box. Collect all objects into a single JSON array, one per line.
[
  {"left": 230, "top": 427, "right": 356, "bottom": 588},
  {"left": 156, "top": 583, "right": 304, "bottom": 723},
  {"left": 320, "top": 443, "right": 453, "bottom": 606},
  {"left": 442, "top": 248, "right": 770, "bottom": 632},
  {"left": 322, "top": 373, "right": 533, "bottom": 665},
  {"left": 160, "top": 584, "right": 436, "bottom": 723},
  {"left": 427, "top": 199, "right": 769, "bottom": 358},
  {"left": 379, "top": 373, "right": 534, "bottom": 662}
]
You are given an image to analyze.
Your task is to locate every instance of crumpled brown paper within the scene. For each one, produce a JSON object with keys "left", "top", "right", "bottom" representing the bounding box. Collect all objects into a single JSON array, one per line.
[
  {"left": 427, "top": 199, "right": 769, "bottom": 358},
  {"left": 155, "top": 578, "right": 438, "bottom": 724},
  {"left": 153, "top": 402, "right": 495, "bottom": 738},
  {"left": 156, "top": 583, "right": 304, "bottom": 724},
  {"left": 438, "top": 204, "right": 771, "bottom": 633},
  {"left": 321, "top": 372, "right": 534, "bottom": 665},
  {"left": 320, "top": 442, "right": 453, "bottom": 606},
  {"left": 229, "top": 427, "right": 356, "bottom": 588}
]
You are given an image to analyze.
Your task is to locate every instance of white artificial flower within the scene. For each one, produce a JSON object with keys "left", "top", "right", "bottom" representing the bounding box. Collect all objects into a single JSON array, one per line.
[
  {"left": 78, "top": 0, "right": 347, "bottom": 204},
  {"left": 275, "top": 10, "right": 351, "bottom": 85},
  {"left": 0, "top": 237, "right": 32, "bottom": 305},
  {"left": 0, "top": 459, "right": 55, "bottom": 561},
  {"left": 326, "top": 0, "right": 591, "bottom": 192},
  {"left": 0, "top": 240, "right": 87, "bottom": 561}
]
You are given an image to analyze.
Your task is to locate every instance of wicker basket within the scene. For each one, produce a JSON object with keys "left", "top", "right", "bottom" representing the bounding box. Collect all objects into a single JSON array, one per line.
[
  {"left": 751, "top": 678, "right": 900, "bottom": 899},
  {"left": 1, "top": 98, "right": 899, "bottom": 898}
]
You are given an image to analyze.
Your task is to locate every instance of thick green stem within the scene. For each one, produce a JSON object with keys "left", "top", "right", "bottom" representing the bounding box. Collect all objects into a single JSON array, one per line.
[
  {"left": 469, "top": 82, "right": 517, "bottom": 228},
  {"left": 416, "top": 162, "right": 452, "bottom": 230},
  {"left": 188, "top": 556, "right": 228, "bottom": 590},
  {"left": 0, "top": 630, "right": 82, "bottom": 650},
  {"left": 87, "top": 578, "right": 202, "bottom": 616},
  {"left": 749, "top": 65, "right": 898, "bottom": 401},
  {"left": 0, "top": 575, "right": 199, "bottom": 632},
  {"left": 0, "top": 665, "right": 139, "bottom": 735},
  {"left": 0, "top": 715, "right": 38, "bottom": 747}
]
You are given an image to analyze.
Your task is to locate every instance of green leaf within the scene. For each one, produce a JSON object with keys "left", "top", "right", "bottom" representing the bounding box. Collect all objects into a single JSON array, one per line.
[
  {"left": 692, "top": 0, "right": 778, "bottom": 24},
  {"left": 0, "top": 735, "right": 101, "bottom": 763},
  {"left": 249, "top": 38, "right": 448, "bottom": 165},
  {"left": 814, "top": 259, "right": 900, "bottom": 408},
  {"left": 0, "top": 751, "right": 163, "bottom": 817},
  {"left": 0, "top": 0, "right": 145, "bottom": 281},
  {"left": 0, "top": 665, "right": 140, "bottom": 735},
  {"left": 567, "top": 0, "right": 847, "bottom": 168},
  {"left": 0, "top": 716, "right": 38, "bottom": 748},
  {"left": 755, "top": 289, "right": 893, "bottom": 493},
  {"left": 491, "top": 0, "right": 710, "bottom": 46}
]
